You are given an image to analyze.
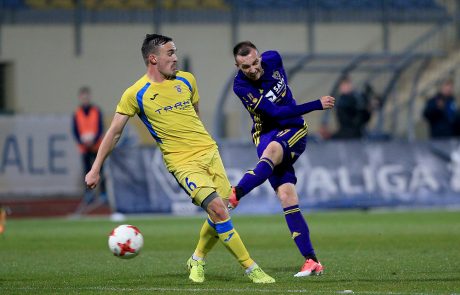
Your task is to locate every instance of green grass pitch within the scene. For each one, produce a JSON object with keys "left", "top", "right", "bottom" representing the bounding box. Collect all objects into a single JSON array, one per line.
[{"left": 0, "top": 210, "right": 459, "bottom": 294}]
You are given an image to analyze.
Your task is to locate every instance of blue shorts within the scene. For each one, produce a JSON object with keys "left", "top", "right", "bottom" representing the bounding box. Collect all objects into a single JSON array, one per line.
[{"left": 256, "top": 124, "right": 307, "bottom": 190}]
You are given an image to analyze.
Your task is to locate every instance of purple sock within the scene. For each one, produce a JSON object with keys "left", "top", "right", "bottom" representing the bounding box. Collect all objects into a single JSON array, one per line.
[
  {"left": 284, "top": 205, "right": 315, "bottom": 258},
  {"left": 236, "top": 157, "right": 274, "bottom": 198}
]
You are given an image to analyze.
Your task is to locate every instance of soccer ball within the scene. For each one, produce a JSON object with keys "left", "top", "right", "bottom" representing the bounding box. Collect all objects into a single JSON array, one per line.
[{"left": 108, "top": 224, "right": 144, "bottom": 259}]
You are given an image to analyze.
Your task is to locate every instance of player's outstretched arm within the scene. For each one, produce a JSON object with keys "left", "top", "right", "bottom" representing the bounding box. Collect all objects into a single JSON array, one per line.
[
  {"left": 253, "top": 96, "right": 334, "bottom": 120},
  {"left": 85, "top": 112, "right": 130, "bottom": 189}
]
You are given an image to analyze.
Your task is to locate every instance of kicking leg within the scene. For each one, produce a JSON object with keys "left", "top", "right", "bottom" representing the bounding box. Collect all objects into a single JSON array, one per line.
[{"left": 230, "top": 141, "right": 283, "bottom": 208}]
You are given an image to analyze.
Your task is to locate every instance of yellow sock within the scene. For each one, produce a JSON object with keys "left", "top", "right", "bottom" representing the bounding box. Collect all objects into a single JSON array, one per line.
[
  {"left": 215, "top": 218, "right": 254, "bottom": 269},
  {"left": 193, "top": 218, "right": 219, "bottom": 258}
]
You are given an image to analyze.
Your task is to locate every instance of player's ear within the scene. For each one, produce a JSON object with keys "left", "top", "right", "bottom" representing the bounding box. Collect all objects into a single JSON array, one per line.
[{"left": 149, "top": 53, "right": 157, "bottom": 65}]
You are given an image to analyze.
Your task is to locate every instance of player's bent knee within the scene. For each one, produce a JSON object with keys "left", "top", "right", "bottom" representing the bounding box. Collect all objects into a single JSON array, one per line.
[
  {"left": 209, "top": 204, "right": 229, "bottom": 222},
  {"left": 200, "top": 192, "right": 219, "bottom": 211},
  {"left": 203, "top": 193, "right": 229, "bottom": 222},
  {"left": 263, "top": 141, "right": 283, "bottom": 165}
]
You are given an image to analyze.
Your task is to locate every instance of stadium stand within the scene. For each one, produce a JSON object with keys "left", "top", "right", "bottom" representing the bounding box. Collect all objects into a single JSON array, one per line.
[
  {"left": 234, "top": 0, "right": 444, "bottom": 11},
  {"left": 4, "top": 0, "right": 229, "bottom": 10},
  {"left": 1, "top": 0, "right": 445, "bottom": 12}
]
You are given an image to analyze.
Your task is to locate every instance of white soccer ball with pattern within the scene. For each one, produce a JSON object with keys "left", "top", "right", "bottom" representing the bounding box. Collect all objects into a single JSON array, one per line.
[{"left": 108, "top": 224, "right": 144, "bottom": 259}]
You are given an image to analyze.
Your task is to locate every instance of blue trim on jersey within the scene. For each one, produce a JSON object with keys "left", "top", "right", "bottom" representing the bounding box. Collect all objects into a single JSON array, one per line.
[
  {"left": 215, "top": 219, "right": 234, "bottom": 234},
  {"left": 136, "top": 82, "right": 163, "bottom": 144},
  {"left": 207, "top": 218, "right": 216, "bottom": 229},
  {"left": 176, "top": 76, "right": 192, "bottom": 92}
]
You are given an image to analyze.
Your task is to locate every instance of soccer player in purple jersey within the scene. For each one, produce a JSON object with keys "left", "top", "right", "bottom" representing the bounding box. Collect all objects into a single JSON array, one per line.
[{"left": 229, "top": 41, "right": 335, "bottom": 277}]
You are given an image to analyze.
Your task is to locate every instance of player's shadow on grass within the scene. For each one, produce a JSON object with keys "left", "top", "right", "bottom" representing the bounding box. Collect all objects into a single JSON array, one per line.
[
  {"left": 253, "top": 266, "right": 460, "bottom": 283},
  {"left": 265, "top": 266, "right": 299, "bottom": 273},
  {"left": 204, "top": 274, "right": 244, "bottom": 283},
  {"left": 304, "top": 277, "right": 460, "bottom": 283},
  {"left": 146, "top": 271, "right": 241, "bottom": 282}
]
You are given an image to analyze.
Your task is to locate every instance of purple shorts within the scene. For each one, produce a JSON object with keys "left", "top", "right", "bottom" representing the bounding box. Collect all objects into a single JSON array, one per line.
[{"left": 256, "top": 126, "right": 307, "bottom": 190}]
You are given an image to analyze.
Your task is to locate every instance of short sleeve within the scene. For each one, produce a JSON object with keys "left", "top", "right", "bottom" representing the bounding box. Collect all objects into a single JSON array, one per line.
[
  {"left": 116, "top": 87, "right": 139, "bottom": 117},
  {"left": 262, "top": 50, "right": 283, "bottom": 68},
  {"left": 189, "top": 74, "right": 200, "bottom": 105}
]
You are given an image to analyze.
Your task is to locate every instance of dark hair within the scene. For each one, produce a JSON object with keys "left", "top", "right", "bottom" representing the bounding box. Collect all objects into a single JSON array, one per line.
[
  {"left": 339, "top": 76, "right": 351, "bottom": 85},
  {"left": 142, "top": 34, "right": 173, "bottom": 65},
  {"left": 233, "top": 41, "right": 258, "bottom": 59},
  {"left": 79, "top": 86, "right": 91, "bottom": 95},
  {"left": 441, "top": 78, "right": 454, "bottom": 86}
]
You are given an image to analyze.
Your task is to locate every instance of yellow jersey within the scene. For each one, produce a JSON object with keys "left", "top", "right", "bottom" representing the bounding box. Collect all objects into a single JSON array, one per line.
[{"left": 116, "top": 71, "right": 217, "bottom": 171}]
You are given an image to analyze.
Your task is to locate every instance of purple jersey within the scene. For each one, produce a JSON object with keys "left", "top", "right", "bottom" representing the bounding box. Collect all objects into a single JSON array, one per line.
[{"left": 233, "top": 50, "right": 305, "bottom": 143}]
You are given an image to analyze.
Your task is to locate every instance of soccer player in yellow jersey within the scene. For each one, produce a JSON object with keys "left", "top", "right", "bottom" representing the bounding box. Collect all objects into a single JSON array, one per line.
[{"left": 85, "top": 34, "right": 275, "bottom": 284}]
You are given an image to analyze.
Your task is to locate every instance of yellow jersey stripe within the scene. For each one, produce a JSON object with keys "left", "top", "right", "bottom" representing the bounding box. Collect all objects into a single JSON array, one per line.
[
  {"left": 284, "top": 208, "right": 301, "bottom": 215},
  {"left": 252, "top": 95, "right": 263, "bottom": 110},
  {"left": 288, "top": 123, "right": 308, "bottom": 147},
  {"left": 253, "top": 113, "right": 262, "bottom": 146},
  {"left": 288, "top": 130, "right": 307, "bottom": 147}
]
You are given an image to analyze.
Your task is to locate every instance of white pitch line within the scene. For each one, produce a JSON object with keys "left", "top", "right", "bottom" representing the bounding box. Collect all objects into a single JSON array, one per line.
[{"left": 0, "top": 286, "right": 453, "bottom": 295}]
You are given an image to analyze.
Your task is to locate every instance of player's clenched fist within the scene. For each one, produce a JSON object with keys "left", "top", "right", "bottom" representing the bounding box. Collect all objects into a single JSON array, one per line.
[
  {"left": 320, "top": 96, "right": 335, "bottom": 109},
  {"left": 85, "top": 170, "right": 100, "bottom": 189}
]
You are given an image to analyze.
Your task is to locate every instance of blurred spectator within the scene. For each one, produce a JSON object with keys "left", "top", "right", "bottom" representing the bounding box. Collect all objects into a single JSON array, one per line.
[
  {"left": 454, "top": 114, "right": 460, "bottom": 137},
  {"left": 72, "top": 86, "right": 107, "bottom": 212},
  {"left": 423, "top": 79, "right": 459, "bottom": 138},
  {"left": 0, "top": 206, "right": 6, "bottom": 235},
  {"left": 332, "top": 77, "right": 378, "bottom": 139}
]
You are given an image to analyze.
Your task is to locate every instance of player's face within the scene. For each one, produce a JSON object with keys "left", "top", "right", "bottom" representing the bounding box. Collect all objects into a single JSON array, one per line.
[
  {"left": 339, "top": 81, "right": 353, "bottom": 95},
  {"left": 78, "top": 91, "right": 91, "bottom": 105},
  {"left": 155, "top": 42, "right": 178, "bottom": 78},
  {"left": 235, "top": 49, "right": 263, "bottom": 81},
  {"left": 441, "top": 82, "right": 453, "bottom": 96}
]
